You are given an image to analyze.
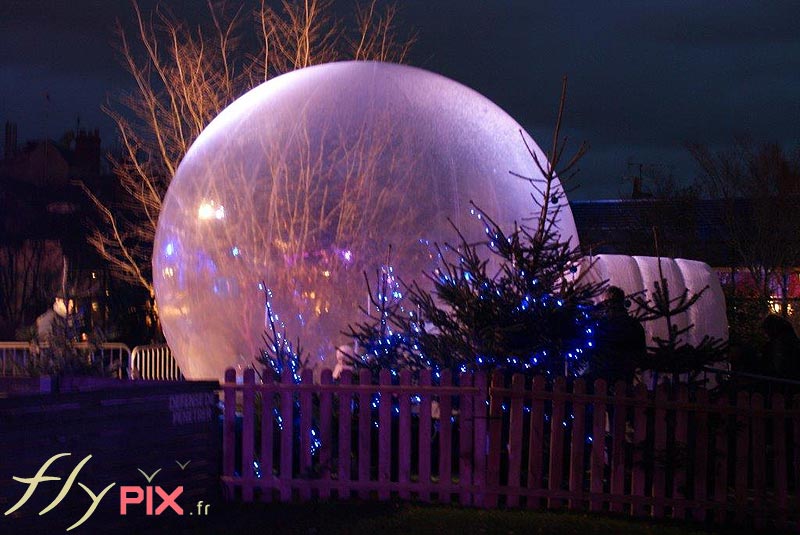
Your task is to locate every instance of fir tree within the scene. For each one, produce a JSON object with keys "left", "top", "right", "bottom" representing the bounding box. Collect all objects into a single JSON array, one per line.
[
  {"left": 628, "top": 254, "right": 727, "bottom": 387},
  {"left": 256, "top": 285, "right": 306, "bottom": 382}
]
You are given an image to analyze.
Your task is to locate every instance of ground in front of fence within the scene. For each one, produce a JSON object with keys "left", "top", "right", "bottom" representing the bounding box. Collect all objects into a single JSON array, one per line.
[{"left": 93, "top": 500, "right": 776, "bottom": 535}]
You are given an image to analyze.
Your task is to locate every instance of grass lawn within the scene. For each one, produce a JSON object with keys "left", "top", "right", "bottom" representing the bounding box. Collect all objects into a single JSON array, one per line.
[{"left": 144, "top": 500, "right": 771, "bottom": 535}]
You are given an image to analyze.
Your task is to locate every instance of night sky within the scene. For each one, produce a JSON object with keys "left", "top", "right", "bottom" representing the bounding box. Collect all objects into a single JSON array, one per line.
[{"left": 1, "top": 1, "right": 798, "bottom": 199}]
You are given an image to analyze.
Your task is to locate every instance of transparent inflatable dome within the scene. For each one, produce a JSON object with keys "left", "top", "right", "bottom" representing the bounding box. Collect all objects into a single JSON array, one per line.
[{"left": 153, "top": 61, "right": 578, "bottom": 380}]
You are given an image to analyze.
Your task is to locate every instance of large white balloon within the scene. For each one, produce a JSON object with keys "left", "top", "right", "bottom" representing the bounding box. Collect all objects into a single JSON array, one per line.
[{"left": 153, "top": 61, "right": 578, "bottom": 380}]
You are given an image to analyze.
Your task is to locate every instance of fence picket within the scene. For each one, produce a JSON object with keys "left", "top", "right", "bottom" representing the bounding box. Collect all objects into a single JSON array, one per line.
[
  {"left": 569, "top": 379, "right": 586, "bottom": 510},
  {"left": 672, "top": 384, "right": 689, "bottom": 520},
  {"left": 260, "top": 373, "right": 275, "bottom": 502},
  {"left": 378, "top": 370, "right": 392, "bottom": 500},
  {"left": 610, "top": 381, "right": 627, "bottom": 514},
  {"left": 734, "top": 391, "right": 749, "bottom": 524},
  {"left": 398, "top": 369, "right": 412, "bottom": 500},
  {"left": 358, "top": 369, "right": 372, "bottom": 499},
  {"left": 794, "top": 394, "right": 800, "bottom": 506},
  {"left": 242, "top": 369, "right": 256, "bottom": 502},
  {"left": 548, "top": 376, "right": 566, "bottom": 509},
  {"left": 473, "top": 372, "right": 488, "bottom": 507},
  {"left": 632, "top": 384, "right": 648, "bottom": 517},
  {"left": 459, "top": 372, "right": 475, "bottom": 506},
  {"left": 438, "top": 370, "right": 453, "bottom": 503},
  {"left": 337, "top": 370, "right": 353, "bottom": 499},
  {"left": 507, "top": 373, "right": 525, "bottom": 507},
  {"left": 772, "top": 394, "right": 787, "bottom": 528},
  {"left": 651, "top": 383, "right": 667, "bottom": 518},
  {"left": 486, "top": 370, "right": 504, "bottom": 508},
  {"left": 590, "top": 379, "right": 607, "bottom": 512},
  {"left": 318, "top": 370, "right": 333, "bottom": 500},
  {"left": 223, "top": 368, "right": 236, "bottom": 493},
  {"left": 279, "top": 369, "right": 294, "bottom": 502},
  {"left": 692, "top": 388, "right": 709, "bottom": 522},
  {"left": 527, "top": 375, "right": 545, "bottom": 509},
  {"left": 713, "top": 395, "right": 729, "bottom": 523},
  {"left": 751, "top": 393, "right": 766, "bottom": 528},
  {"left": 419, "top": 369, "right": 433, "bottom": 502},
  {"left": 299, "top": 369, "right": 313, "bottom": 500}
]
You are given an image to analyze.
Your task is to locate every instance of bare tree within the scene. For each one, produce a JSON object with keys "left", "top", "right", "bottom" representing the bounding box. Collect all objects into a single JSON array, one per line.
[
  {"left": 635, "top": 164, "right": 701, "bottom": 260},
  {"left": 0, "top": 240, "right": 64, "bottom": 338},
  {"left": 82, "top": 0, "right": 414, "bottom": 320},
  {"left": 688, "top": 138, "right": 800, "bottom": 315}
]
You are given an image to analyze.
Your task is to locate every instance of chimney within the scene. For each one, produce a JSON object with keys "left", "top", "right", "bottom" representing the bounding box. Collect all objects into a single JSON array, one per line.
[
  {"left": 4, "top": 121, "right": 17, "bottom": 160},
  {"left": 74, "top": 128, "right": 101, "bottom": 176},
  {"left": 632, "top": 175, "right": 643, "bottom": 198}
]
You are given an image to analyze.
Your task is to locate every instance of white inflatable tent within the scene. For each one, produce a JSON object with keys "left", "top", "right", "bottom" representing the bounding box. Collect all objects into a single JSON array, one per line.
[{"left": 582, "top": 254, "right": 728, "bottom": 385}]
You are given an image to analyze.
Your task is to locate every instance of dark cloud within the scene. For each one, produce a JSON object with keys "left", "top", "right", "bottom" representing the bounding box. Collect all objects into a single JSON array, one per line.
[
  {"left": 623, "top": 2, "right": 800, "bottom": 46},
  {"left": 402, "top": 1, "right": 800, "bottom": 196},
  {"left": 1, "top": 0, "right": 798, "bottom": 198}
]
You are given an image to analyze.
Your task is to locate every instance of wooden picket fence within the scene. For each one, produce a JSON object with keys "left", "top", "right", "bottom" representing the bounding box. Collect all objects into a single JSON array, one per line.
[{"left": 222, "top": 367, "right": 800, "bottom": 529}]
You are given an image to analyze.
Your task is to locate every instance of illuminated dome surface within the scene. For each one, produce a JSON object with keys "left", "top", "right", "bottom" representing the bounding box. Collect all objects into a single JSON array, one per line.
[{"left": 154, "top": 61, "right": 578, "bottom": 380}]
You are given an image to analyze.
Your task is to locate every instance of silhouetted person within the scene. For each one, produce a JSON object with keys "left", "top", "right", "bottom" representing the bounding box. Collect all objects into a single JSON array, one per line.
[
  {"left": 761, "top": 314, "right": 800, "bottom": 379},
  {"left": 35, "top": 296, "right": 72, "bottom": 345},
  {"left": 587, "top": 286, "right": 647, "bottom": 386}
]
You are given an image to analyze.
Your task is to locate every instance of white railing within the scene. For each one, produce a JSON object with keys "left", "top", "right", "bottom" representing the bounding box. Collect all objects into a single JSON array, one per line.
[
  {"left": 130, "top": 344, "right": 182, "bottom": 381},
  {"left": 89, "top": 342, "right": 131, "bottom": 378},
  {"left": 0, "top": 342, "right": 34, "bottom": 377},
  {"left": 0, "top": 341, "right": 131, "bottom": 378}
]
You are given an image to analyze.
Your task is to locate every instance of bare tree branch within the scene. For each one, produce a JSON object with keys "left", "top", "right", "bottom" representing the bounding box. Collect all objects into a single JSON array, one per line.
[
  {"left": 689, "top": 138, "right": 800, "bottom": 314},
  {"left": 87, "top": 0, "right": 414, "bottom": 324}
]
